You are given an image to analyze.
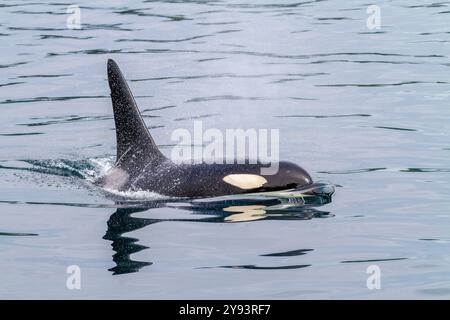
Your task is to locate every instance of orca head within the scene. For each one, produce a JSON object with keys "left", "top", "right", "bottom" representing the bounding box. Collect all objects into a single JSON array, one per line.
[
  {"left": 221, "top": 162, "right": 313, "bottom": 193},
  {"left": 262, "top": 161, "right": 313, "bottom": 190}
]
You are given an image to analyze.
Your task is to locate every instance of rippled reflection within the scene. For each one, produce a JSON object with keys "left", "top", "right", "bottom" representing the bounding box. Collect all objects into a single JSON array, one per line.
[
  {"left": 103, "top": 183, "right": 334, "bottom": 275},
  {"left": 103, "top": 207, "right": 156, "bottom": 275}
]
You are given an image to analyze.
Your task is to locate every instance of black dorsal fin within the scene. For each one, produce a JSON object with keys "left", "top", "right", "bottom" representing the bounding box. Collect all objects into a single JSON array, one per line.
[{"left": 107, "top": 59, "right": 166, "bottom": 166}]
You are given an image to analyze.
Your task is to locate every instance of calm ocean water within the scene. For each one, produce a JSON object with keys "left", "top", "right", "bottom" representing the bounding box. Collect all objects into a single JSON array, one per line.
[{"left": 1, "top": 0, "right": 450, "bottom": 299}]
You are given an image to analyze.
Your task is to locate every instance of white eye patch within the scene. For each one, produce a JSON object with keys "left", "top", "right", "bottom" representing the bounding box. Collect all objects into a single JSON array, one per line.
[{"left": 222, "top": 174, "right": 267, "bottom": 190}]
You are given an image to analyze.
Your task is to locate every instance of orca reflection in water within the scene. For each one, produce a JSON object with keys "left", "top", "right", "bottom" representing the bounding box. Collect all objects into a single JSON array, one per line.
[
  {"left": 103, "top": 189, "right": 333, "bottom": 275},
  {"left": 95, "top": 59, "right": 319, "bottom": 198}
]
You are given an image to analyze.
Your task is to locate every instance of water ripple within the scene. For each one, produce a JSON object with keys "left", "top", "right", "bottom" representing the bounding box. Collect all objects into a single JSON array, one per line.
[
  {"left": 15, "top": 74, "right": 72, "bottom": 79},
  {"left": 276, "top": 114, "right": 371, "bottom": 119},
  {"left": 0, "top": 61, "right": 29, "bottom": 68},
  {"left": 201, "top": 264, "right": 311, "bottom": 270},
  {"left": 0, "top": 81, "right": 25, "bottom": 88},
  {"left": 174, "top": 113, "right": 221, "bottom": 121},
  {"left": 0, "top": 232, "right": 38, "bottom": 236},
  {"left": 114, "top": 8, "right": 188, "bottom": 21},
  {"left": 116, "top": 34, "right": 211, "bottom": 43},
  {"left": 186, "top": 95, "right": 269, "bottom": 103},
  {"left": 18, "top": 114, "right": 113, "bottom": 127},
  {"left": 1, "top": 95, "right": 152, "bottom": 105},
  {"left": 196, "top": 21, "right": 240, "bottom": 26},
  {"left": 261, "top": 249, "right": 313, "bottom": 257},
  {"left": 374, "top": 126, "right": 417, "bottom": 132},
  {"left": 10, "top": 23, "right": 136, "bottom": 32},
  {"left": 132, "top": 72, "right": 326, "bottom": 82},
  {"left": 400, "top": 168, "right": 450, "bottom": 173},
  {"left": 0, "top": 132, "right": 44, "bottom": 137},
  {"left": 38, "top": 35, "right": 94, "bottom": 40},
  {"left": 341, "top": 258, "right": 407, "bottom": 264},
  {"left": 10, "top": 10, "right": 67, "bottom": 15},
  {"left": 142, "top": 105, "right": 176, "bottom": 112},
  {"left": 317, "top": 81, "right": 428, "bottom": 87},
  {"left": 318, "top": 168, "right": 386, "bottom": 174}
]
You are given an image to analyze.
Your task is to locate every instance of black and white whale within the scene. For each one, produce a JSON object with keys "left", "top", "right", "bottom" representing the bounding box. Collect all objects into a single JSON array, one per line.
[{"left": 95, "top": 59, "right": 314, "bottom": 198}]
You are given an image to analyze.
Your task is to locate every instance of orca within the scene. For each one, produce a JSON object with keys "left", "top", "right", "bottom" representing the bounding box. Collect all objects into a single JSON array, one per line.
[{"left": 94, "top": 59, "right": 314, "bottom": 198}]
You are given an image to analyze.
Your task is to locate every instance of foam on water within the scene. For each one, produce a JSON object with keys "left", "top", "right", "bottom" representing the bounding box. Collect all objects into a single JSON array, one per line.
[
  {"left": 86, "top": 156, "right": 114, "bottom": 180},
  {"left": 102, "top": 187, "right": 170, "bottom": 201}
]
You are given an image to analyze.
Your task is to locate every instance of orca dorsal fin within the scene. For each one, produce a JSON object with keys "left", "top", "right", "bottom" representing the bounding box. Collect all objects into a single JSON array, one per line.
[{"left": 107, "top": 59, "right": 166, "bottom": 166}]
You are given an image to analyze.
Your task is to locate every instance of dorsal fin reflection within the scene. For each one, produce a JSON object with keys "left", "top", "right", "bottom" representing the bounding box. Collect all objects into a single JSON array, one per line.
[{"left": 103, "top": 186, "right": 333, "bottom": 275}]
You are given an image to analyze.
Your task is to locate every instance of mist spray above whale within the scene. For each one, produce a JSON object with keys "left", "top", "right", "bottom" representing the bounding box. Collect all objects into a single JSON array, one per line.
[{"left": 95, "top": 59, "right": 318, "bottom": 198}]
